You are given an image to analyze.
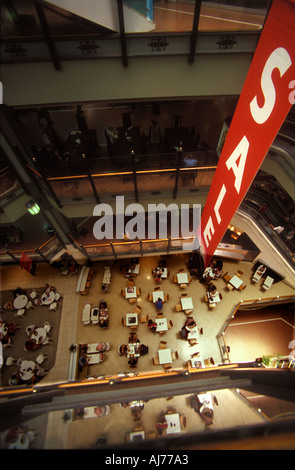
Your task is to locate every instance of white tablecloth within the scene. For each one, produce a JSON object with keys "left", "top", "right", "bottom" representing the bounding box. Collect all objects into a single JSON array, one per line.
[
  {"left": 165, "top": 413, "right": 181, "bottom": 434},
  {"left": 156, "top": 318, "right": 168, "bottom": 332},
  {"left": 13, "top": 295, "right": 28, "bottom": 309},
  {"left": 177, "top": 273, "right": 188, "bottom": 284},
  {"left": 125, "top": 287, "right": 137, "bottom": 299},
  {"left": 158, "top": 348, "right": 172, "bottom": 364},
  {"left": 153, "top": 290, "right": 164, "bottom": 302},
  {"left": 181, "top": 297, "right": 194, "bottom": 310},
  {"left": 126, "top": 313, "right": 138, "bottom": 326},
  {"left": 229, "top": 275, "right": 243, "bottom": 289}
]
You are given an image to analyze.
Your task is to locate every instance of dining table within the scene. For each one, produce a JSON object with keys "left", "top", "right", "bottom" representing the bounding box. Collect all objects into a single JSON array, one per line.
[
  {"left": 181, "top": 297, "right": 194, "bottom": 311},
  {"left": 128, "top": 263, "right": 140, "bottom": 275},
  {"left": 154, "top": 267, "right": 168, "bottom": 278},
  {"left": 187, "top": 327, "right": 200, "bottom": 340},
  {"left": 41, "top": 291, "right": 56, "bottom": 305},
  {"left": 229, "top": 274, "right": 244, "bottom": 289},
  {"left": 113, "top": 126, "right": 142, "bottom": 157},
  {"left": 152, "top": 290, "right": 164, "bottom": 303},
  {"left": 0, "top": 321, "right": 8, "bottom": 340},
  {"left": 19, "top": 360, "right": 36, "bottom": 381},
  {"left": 87, "top": 353, "right": 104, "bottom": 364},
  {"left": 207, "top": 291, "right": 221, "bottom": 304},
  {"left": 125, "top": 287, "right": 138, "bottom": 299},
  {"left": 126, "top": 313, "right": 138, "bottom": 327},
  {"left": 252, "top": 264, "right": 267, "bottom": 282},
  {"left": 177, "top": 272, "right": 188, "bottom": 284},
  {"left": 164, "top": 127, "right": 193, "bottom": 152},
  {"left": 13, "top": 294, "right": 28, "bottom": 310},
  {"left": 263, "top": 275, "right": 274, "bottom": 289},
  {"left": 158, "top": 348, "right": 172, "bottom": 364},
  {"left": 155, "top": 317, "right": 168, "bottom": 332},
  {"left": 189, "top": 357, "right": 204, "bottom": 368},
  {"left": 31, "top": 327, "right": 47, "bottom": 345},
  {"left": 129, "top": 430, "right": 145, "bottom": 442},
  {"left": 165, "top": 413, "right": 181, "bottom": 434},
  {"left": 127, "top": 343, "right": 141, "bottom": 358},
  {"left": 64, "top": 129, "right": 93, "bottom": 159}
]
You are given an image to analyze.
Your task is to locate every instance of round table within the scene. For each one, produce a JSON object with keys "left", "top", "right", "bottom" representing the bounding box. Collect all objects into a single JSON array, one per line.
[
  {"left": 8, "top": 433, "right": 30, "bottom": 450},
  {"left": 31, "top": 327, "right": 47, "bottom": 344},
  {"left": 19, "top": 360, "right": 36, "bottom": 381},
  {"left": 13, "top": 295, "right": 28, "bottom": 310},
  {"left": 41, "top": 291, "right": 56, "bottom": 305},
  {"left": 0, "top": 321, "right": 8, "bottom": 340}
]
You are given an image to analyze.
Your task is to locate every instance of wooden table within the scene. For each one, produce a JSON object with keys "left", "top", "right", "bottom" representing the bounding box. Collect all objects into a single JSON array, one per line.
[
  {"left": 158, "top": 348, "right": 172, "bottom": 364},
  {"left": 31, "top": 327, "right": 47, "bottom": 344},
  {"left": 187, "top": 327, "right": 200, "bottom": 340}
]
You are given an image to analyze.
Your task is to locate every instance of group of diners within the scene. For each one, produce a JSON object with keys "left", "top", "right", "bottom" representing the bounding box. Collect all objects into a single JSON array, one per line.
[
  {"left": 152, "top": 259, "right": 169, "bottom": 283},
  {"left": 118, "top": 331, "right": 149, "bottom": 367}
]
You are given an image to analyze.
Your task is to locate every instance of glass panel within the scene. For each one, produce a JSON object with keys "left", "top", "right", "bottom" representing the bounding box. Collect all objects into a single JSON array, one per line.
[
  {"left": 199, "top": 0, "right": 269, "bottom": 32},
  {"left": 152, "top": 0, "right": 195, "bottom": 33},
  {"left": 49, "top": 177, "right": 94, "bottom": 201},
  {"left": 93, "top": 173, "right": 135, "bottom": 197},
  {"left": 137, "top": 169, "right": 176, "bottom": 195},
  {"left": 113, "top": 241, "right": 141, "bottom": 254}
]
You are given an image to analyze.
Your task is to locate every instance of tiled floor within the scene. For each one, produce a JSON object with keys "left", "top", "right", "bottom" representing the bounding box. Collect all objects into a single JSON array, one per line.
[{"left": 1, "top": 254, "right": 294, "bottom": 448}]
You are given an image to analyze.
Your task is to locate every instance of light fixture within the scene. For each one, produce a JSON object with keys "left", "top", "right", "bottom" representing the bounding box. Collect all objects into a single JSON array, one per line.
[{"left": 26, "top": 200, "right": 40, "bottom": 215}]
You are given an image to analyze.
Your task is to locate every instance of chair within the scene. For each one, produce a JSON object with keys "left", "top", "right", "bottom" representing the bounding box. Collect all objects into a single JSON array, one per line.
[
  {"left": 152, "top": 356, "right": 160, "bottom": 365},
  {"left": 55, "top": 291, "right": 61, "bottom": 301},
  {"left": 15, "top": 309, "right": 26, "bottom": 318},
  {"left": 154, "top": 286, "right": 161, "bottom": 291},
  {"left": 173, "top": 276, "right": 178, "bottom": 284},
  {"left": 172, "top": 351, "right": 178, "bottom": 361},
  {"left": 199, "top": 327, "right": 203, "bottom": 335},
  {"left": 30, "top": 290, "right": 37, "bottom": 299},
  {"left": 237, "top": 270, "right": 244, "bottom": 275},
  {"left": 180, "top": 415, "right": 187, "bottom": 428},
  {"left": 133, "top": 304, "right": 142, "bottom": 314},
  {"left": 204, "top": 294, "right": 209, "bottom": 302},
  {"left": 140, "top": 313, "right": 148, "bottom": 323},
  {"left": 164, "top": 363, "right": 172, "bottom": 370},
  {"left": 25, "top": 325, "right": 36, "bottom": 336},
  {"left": 189, "top": 339, "right": 197, "bottom": 346},
  {"left": 175, "top": 304, "right": 182, "bottom": 312},
  {"left": 129, "top": 298, "right": 136, "bottom": 304},
  {"left": 44, "top": 321, "right": 51, "bottom": 333},
  {"left": 127, "top": 279, "right": 135, "bottom": 287},
  {"left": 223, "top": 273, "right": 230, "bottom": 282},
  {"left": 49, "top": 302, "right": 57, "bottom": 311},
  {"left": 6, "top": 357, "right": 16, "bottom": 366},
  {"left": 42, "top": 337, "right": 52, "bottom": 345},
  {"left": 164, "top": 294, "right": 169, "bottom": 302},
  {"left": 156, "top": 312, "right": 163, "bottom": 317},
  {"left": 122, "top": 317, "right": 126, "bottom": 326},
  {"left": 180, "top": 284, "right": 187, "bottom": 289},
  {"left": 226, "top": 283, "right": 234, "bottom": 291},
  {"left": 168, "top": 320, "right": 173, "bottom": 329},
  {"left": 148, "top": 293, "right": 153, "bottom": 302},
  {"left": 209, "top": 303, "right": 216, "bottom": 309},
  {"left": 25, "top": 301, "right": 34, "bottom": 309},
  {"left": 181, "top": 293, "right": 188, "bottom": 297},
  {"left": 159, "top": 341, "right": 167, "bottom": 349},
  {"left": 178, "top": 268, "right": 185, "bottom": 273},
  {"left": 36, "top": 353, "right": 48, "bottom": 364}
]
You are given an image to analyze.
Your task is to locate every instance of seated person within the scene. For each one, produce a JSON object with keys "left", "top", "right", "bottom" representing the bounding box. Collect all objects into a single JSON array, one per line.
[
  {"left": 129, "top": 332, "right": 138, "bottom": 343},
  {"left": 147, "top": 319, "right": 157, "bottom": 331},
  {"left": 119, "top": 344, "right": 128, "bottom": 356},
  {"left": 139, "top": 344, "right": 148, "bottom": 355},
  {"left": 155, "top": 298, "right": 163, "bottom": 310},
  {"left": 185, "top": 317, "right": 197, "bottom": 330},
  {"left": 208, "top": 283, "right": 217, "bottom": 294},
  {"left": 78, "top": 354, "right": 89, "bottom": 371},
  {"left": 179, "top": 326, "right": 188, "bottom": 339},
  {"left": 128, "top": 357, "right": 138, "bottom": 367}
]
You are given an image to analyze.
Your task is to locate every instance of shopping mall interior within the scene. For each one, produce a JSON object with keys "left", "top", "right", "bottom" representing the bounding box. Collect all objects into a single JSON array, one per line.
[{"left": 0, "top": 0, "right": 295, "bottom": 451}]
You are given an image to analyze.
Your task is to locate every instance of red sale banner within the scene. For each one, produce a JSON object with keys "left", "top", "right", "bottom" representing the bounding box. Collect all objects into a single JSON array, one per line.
[{"left": 197, "top": 0, "right": 295, "bottom": 268}]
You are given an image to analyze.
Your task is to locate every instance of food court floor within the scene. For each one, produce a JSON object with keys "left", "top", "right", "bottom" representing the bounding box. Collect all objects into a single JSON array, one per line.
[{"left": 1, "top": 254, "right": 294, "bottom": 448}]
